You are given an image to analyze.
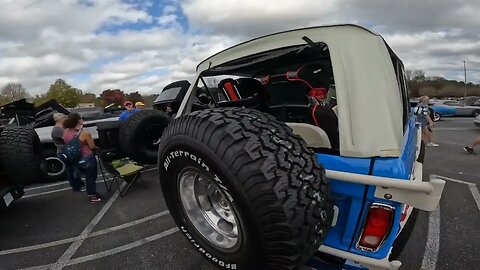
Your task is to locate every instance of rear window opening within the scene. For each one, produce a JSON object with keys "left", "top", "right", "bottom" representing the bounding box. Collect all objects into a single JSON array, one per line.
[{"left": 191, "top": 43, "right": 339, "bottom": 154}]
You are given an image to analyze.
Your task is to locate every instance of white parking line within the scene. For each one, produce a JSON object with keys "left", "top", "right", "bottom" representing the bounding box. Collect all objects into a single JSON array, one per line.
[
  {"left": 25, "top": 167, "right": 156, "bottom": 192},
  {"left": 50, "top": 187, "right": 122, "bottom": 270},
  {"left": 434, "top": 127, "right": 479, "bottom": 131},
  {"left": 23, "top": 179, "right": 113, "bottom": 199},
  {"left": 22, "top": 187, "right": 72, "bottom": 198},
  {"left": 437, "top": 141, "right": 465, "bottom": 146},
  {"left": 435, "top": 175, "right": 480, "bottom": 212},
  {"left": 26, "top": 172, "right": 114, "bottom": 191},
  {"left": 22, "top": 167, "right": 157, "bottom": 198},
  {"left": 434, "top": 175, "right": 477, "bottom": 185},
  {"left": 25, "top": 181, "right": 69, "bottom": 191},
  {"left": 468, "top": 184, "right": 480, "bottom": 212},
  {"left": 20, "top": 228, "right": 179, "bottom": 270},
  {"left": 25, "top": 174, "right": 110, "bottom": 192},
  {"left": 421, "top": 205, "right": 441, "bottom": 270},
  {"left": 68, "top": 228, "right": 179, "bottom": 266},
  {"left": 0, "top": 210, "right": 170, "bottom": 256}
]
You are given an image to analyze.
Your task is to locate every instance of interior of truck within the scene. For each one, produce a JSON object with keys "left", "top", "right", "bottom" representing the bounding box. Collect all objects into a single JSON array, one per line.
[{"left": 193, "top": 41, "right": 340, "bottom": 153}]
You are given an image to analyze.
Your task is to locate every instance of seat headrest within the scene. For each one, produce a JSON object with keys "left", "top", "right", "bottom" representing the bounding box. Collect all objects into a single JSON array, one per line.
[
  {"left": 235, "top": 78, "right": 263, "bottom": 98},
  {"left": 285, "top": 64, "right": 330, "bottom": 99},
  {"left": 218, "top": 78, "right": 241, "bottom": 101},
  {"left": 289, "top": 63, "right": 330, "bottom": 89}
]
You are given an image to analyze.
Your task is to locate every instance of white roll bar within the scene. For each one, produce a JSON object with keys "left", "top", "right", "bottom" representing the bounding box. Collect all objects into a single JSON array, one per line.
[{"left": 325, "top": 162, "right": 445, "bottom": 211}]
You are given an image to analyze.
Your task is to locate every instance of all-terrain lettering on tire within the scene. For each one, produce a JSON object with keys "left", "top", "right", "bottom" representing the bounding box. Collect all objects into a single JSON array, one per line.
[{"left": 158, "top": 108, "right": 334, "bottom": 270}]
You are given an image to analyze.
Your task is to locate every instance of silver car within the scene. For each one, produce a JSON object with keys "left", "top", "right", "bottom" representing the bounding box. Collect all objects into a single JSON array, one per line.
[{"left": 435, "top": 100, "right": 480, "bottom": 117}]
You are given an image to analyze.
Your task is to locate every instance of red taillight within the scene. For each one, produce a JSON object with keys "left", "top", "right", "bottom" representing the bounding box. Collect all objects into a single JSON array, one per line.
[
  {"left": 401, "top": 205, "right": 410, "bottom": 222},
  {"left": 357, "top": 203, "right": 394, "bottom": 252}
]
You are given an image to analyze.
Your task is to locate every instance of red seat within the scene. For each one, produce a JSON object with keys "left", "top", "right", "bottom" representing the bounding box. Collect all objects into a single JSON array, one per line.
[
  {"left": 262, "top": 64, "right": 339, "bottom": 149},
  {"left": 218, "top": 79, "right": 241, "bottom": 101}
]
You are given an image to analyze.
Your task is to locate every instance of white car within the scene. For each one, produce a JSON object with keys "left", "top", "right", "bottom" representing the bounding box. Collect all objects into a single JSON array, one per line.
[{"left": 35, "top": 117, "right": 118, "bottom": 182}]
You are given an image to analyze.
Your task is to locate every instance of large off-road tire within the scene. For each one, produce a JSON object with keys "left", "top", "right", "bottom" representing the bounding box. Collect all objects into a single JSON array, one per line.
[
  {"left": 119, "top": 109, "right": 171, "bottom": 164},
  {"left": 158, "top": 108, "right": 334, "bottom": 270},
  {"left": 0, "top": 127, "right": 42, "bottom": 186},
  {"left": 40, "top": 148, "right": 67, "bottom": 182}
]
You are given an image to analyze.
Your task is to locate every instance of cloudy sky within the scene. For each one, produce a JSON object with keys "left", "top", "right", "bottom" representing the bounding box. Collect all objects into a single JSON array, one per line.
[{"left": 1, "top": 0, "right": 479, "bottom": 95}]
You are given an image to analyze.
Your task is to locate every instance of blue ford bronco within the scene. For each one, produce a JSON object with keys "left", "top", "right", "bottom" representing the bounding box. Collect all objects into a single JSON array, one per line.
[{"left": 126, "top": 24, "right": 446, "bottom": 270}]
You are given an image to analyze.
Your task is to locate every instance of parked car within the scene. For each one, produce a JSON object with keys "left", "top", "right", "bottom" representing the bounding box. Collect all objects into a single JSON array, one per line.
[
  {"left": 123, "top": 24, "right": 445, "bottom": 270},
  {"left": 70, "top": 104, "right": 124, "bottom": 121},
  {"left": 35, "top": 116, "right": 118, "bottom": 182},
  {"left": 410, "top": 100, "right": 456, "bottom": 122},
  {"left": 70, "top": 107, "right": 107, "bottom": 121},
  {"left": 0, "top": 99, "right": 119, "bottom": 183},
  {"left": 434, "top": 100, "right": 480, "bottom": 117}
]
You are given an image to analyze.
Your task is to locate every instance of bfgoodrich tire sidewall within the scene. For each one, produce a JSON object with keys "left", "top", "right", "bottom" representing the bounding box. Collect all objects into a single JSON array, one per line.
[{"left": 159, "top": 136, "right": 265, "bottom": 270}]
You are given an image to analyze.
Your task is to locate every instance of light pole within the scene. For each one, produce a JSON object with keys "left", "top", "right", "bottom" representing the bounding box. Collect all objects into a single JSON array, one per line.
[{"left": 463, "top": 60, "right": 467, "bottom": 98}]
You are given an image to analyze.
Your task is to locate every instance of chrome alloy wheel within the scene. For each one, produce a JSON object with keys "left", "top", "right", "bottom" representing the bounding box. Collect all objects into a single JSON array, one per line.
[
  {"left": 178, "top": 167, "right": 239, "bottom": 249},
  {"left": 45, "top": 156, "right": 66, "bottom": 176}
]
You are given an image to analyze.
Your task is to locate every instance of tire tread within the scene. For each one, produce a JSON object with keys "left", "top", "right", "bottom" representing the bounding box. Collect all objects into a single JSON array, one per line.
[
  {"left": 0, "top": 127, "right": 42, "bottom": 186},
  {"left": 160, "top": 108, "right": 333, "bottom": 269}
]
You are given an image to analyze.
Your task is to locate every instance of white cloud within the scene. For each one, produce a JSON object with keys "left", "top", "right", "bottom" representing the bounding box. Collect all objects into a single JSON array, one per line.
[
  {"left": 1, "top": 0, "right": 479, "bottom": 97},
  {"left": 82, "top": 33, "right": 233, "bottom": 94},
  {"left": 182, "top": 0, "right": 340, "bottom": 37},
  {"left": 0, "top": 0, "right": 151, "bottom": 40},
  {"left": 181, "top": 0, "right": 480, "bottom": 83}
]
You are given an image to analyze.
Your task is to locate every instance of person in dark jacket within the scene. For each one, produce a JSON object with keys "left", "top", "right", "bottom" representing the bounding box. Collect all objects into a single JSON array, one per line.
[{"left": 119, "top": 101, "right": 139, "bottom": 121}]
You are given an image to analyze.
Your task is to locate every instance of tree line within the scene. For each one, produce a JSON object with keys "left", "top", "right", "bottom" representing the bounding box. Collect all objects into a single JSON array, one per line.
[
  {"left": 2, "top": 70, "right": 479, "bottom": 108},
  {"left": 0, "top": 79, "right": 159, "bottom": 108},
  {"left": 406, "top": 69, "right": 480, "bottom": 98}
]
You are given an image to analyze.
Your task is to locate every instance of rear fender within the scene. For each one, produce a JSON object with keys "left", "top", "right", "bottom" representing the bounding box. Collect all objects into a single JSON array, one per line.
[{"left": 317, "top": 117, "right": 445, "bottom": 263}]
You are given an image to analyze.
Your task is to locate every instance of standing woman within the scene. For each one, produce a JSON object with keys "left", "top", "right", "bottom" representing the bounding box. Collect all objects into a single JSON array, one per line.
[
  {"left": 63, "top": 113, "right": 103, "bottom": 203},
  {"left": 51, "top": 113, "right": 83, "bottom": 191},
  {"left": 414, "top": 96, "right": 438, "bottom": 147}
]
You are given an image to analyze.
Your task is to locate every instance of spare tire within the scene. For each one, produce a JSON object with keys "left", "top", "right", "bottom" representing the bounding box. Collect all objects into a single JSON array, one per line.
[
  {"left": 158, "top": 108, "right": 334, "bottom": 270},
  {"left": 0, "top": 127, "right": 42, "bottom": 186},
  {"left": 119, "top": 109, "right": 171, "bottom": 164}
]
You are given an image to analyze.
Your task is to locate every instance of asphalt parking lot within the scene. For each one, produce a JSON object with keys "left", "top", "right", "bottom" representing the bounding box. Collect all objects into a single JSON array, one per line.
[{"left": 1, "top": 117, "right": 479, "bottom": 270}]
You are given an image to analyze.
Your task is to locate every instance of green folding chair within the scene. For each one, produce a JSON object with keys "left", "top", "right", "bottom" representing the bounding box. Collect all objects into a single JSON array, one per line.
[{"left": 98, "top": 154, "right": 146, "bottom": 197}]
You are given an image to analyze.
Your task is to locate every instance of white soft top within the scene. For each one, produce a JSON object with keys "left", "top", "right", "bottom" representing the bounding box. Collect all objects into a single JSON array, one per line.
[{"left": 196, "top": 25, "right": 404, "bottom": 158}]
